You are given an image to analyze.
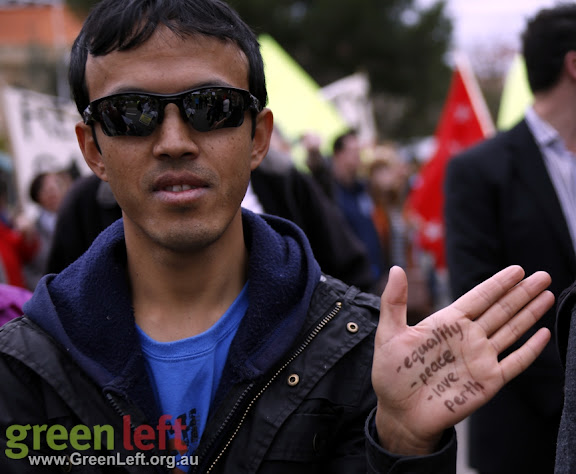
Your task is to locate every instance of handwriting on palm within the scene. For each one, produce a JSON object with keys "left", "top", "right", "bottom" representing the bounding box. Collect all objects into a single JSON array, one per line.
[{"left": 372, "top": 265, "right": 553, "bottom": 447}]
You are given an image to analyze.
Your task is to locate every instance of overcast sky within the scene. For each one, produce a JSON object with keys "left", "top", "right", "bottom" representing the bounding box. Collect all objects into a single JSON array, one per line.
[{"left": 418, "top": 0, "right": 563, "bottom": 52}]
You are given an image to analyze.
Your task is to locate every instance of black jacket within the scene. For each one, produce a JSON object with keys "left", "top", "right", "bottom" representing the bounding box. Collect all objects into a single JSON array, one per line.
[{"left": 0, "top": 211, "right": 455, "bottom": 473}]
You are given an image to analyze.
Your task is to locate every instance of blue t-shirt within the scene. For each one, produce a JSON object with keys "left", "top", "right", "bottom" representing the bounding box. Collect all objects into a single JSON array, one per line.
[{"left": 137, "top": 284, "right": 249, "bottom": 470}]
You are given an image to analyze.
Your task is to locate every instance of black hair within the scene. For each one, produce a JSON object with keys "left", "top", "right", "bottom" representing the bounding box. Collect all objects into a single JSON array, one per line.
[
  {"left": 29, "top": 173, "right": 48, "bottom": 205},
  {"left": 522, "top": 4, "right": 576, "bottom": 93},
  {"left": 332, "top": 129, "right": 358, "bottom": 155},
  {"left": 69, "top": 0, "right": 267, "bottom": 116}
]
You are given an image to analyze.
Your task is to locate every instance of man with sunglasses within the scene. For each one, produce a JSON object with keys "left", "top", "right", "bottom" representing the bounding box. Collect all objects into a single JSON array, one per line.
[{"left": 0, "top": 0, "right": 555, "bottom": 472}]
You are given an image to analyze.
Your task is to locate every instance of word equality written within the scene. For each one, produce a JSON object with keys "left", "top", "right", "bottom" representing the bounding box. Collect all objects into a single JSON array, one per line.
[{"left": 397, "top": 322, "right": 484, "bottom": 412}]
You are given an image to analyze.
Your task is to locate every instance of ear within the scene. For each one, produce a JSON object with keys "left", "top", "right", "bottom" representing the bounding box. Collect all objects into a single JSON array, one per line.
[
  {"left": 564, "top": 51, "right": 576, "bottom": 81},
  {"left": 75, "top": 121, "right": 109, "bottom": 181},
  {"left": 250, "top": 108, "right": 274, "bottom": 171}
]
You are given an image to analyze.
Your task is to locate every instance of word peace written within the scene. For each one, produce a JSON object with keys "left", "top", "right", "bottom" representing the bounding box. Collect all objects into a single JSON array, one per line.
[{"left": 397, "top": 322, "right": 484, "bottom": 412}]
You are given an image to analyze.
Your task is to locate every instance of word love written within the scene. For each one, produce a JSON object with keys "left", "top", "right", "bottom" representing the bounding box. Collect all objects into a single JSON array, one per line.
[{"left": 396, "top": 322, "right": 485, "bottom": 412}]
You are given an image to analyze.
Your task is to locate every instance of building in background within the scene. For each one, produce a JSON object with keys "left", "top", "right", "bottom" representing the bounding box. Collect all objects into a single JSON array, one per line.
[{"left": 0, "top": 1, "right": 82, "bottom": 92}]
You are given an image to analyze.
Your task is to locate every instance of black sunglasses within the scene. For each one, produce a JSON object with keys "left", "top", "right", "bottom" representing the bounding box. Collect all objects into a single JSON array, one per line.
[{"left": 83, "top": 86, "right": 262, "bottom": 137}]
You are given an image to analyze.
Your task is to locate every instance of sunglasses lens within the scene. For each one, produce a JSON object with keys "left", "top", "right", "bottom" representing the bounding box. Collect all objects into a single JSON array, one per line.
[
  {"left": 184, "top": 89, "right": 246, "bottom": 132},
  {"left": 97, "top": 95, "right": 159, "bottom": 137},
  {"left": 90, "top": 88, "right": 254, "bottom": 136}
]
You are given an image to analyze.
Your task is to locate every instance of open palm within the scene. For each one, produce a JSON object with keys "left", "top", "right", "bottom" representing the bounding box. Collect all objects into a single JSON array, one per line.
[{"left": 371, "top": 265, "right": 553, "bottom": 455}]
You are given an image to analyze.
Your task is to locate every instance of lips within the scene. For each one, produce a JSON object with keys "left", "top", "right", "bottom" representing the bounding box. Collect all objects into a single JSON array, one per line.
[{"left": 152, "top": 172, "right": 209, "bottom": 193}]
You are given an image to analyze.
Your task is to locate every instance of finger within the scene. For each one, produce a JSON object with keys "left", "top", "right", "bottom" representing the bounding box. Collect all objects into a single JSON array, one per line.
[
  {"left": 376, "top": 266, "right": 408, "bottom": 343},
  {"left": 475, "top": 271, "right": 552, "bottom": 337},
  {"left": 489, "top": 289, "right": 554, "bottom": 354},
  {"left": 451, "top": 265, "right": 526, "bottom": 320},
  {"left": 499, "top": 327, "right": 551, "bottom": 385}
]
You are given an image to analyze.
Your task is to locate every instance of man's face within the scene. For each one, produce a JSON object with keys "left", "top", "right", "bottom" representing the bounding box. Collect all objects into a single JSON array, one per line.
[
  {"left": 37, "top": 173, "right": 66, "bottom": 213},
  {"left": 77, "top": 29, "right": 271, "bottom": 254},
  {"left": 334, "top": 134, "right": 361, "bottom": 183}
]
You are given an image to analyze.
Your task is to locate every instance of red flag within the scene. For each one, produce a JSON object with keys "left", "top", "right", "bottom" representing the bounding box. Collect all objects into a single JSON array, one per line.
[{"left": 406, "top": 55, "right": 494, "bottom": 269}]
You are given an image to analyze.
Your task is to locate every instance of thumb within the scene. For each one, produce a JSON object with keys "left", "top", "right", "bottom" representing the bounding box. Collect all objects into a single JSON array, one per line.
[{"left": 376, "top": 266, "right": 409, "bottom": 344}]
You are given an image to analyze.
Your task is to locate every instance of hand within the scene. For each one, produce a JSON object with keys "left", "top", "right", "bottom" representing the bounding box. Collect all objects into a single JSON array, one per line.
[
  {"left": 372, "top": 265, "right": 553, "bottom": 455},
  {"left": 301, "top": 132, "right": 322, "bottom": 152}
]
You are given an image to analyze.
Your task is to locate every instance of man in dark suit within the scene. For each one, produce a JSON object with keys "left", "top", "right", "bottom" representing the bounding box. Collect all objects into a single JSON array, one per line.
[{"left": 444, "top": 5, "right": 576, "bottom": 473}]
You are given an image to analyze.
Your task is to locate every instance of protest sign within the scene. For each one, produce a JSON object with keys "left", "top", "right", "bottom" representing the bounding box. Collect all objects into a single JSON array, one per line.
[{"left": 1, "top": 86, "right": 89, "bottom": 213}]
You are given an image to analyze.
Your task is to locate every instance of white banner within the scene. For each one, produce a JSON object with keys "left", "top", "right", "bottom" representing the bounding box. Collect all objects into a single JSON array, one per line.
[
  {"left": 1, "top": 86, "right": 91, "bottom": 213},
  {"left": 321, "top": 72, "right": 377, "bottom": 147}
]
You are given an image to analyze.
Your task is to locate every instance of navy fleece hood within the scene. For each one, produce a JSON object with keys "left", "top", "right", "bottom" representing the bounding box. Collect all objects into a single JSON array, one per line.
[{"left": 24, "top": 209, "right": 321, "bottom": 419}]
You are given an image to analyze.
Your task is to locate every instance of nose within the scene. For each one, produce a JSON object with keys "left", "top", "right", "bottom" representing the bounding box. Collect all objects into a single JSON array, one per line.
[{"left": 152, "top": 103, "right": 199, "bottom": 160}]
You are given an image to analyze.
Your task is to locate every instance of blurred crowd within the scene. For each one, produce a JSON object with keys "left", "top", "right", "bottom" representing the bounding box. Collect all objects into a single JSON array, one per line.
[
  {"left": 0, "top": 125, "right": 442, "bottom": 327},
  {"left": 0, "top": 166, "right": 77, "bottom": 291}
]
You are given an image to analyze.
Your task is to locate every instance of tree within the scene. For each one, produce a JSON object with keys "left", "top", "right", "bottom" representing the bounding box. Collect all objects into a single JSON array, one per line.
[
  {"left": 229, "top": 0, "right": 454, "bottom": 140},
  {"left": 65, "top": 0, "right": 454, "bottom": 141},
  {"left": 65, "top": 0, "right": 95, "bottom": 18}
]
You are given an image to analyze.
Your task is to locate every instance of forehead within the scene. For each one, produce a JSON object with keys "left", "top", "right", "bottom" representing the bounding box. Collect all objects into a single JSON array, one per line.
[
  {"left": 342, "top": 135, "right": 359, "bottom": 148},
  {"left": 85, "top": 28, "right": 250, "bottom": 101}
]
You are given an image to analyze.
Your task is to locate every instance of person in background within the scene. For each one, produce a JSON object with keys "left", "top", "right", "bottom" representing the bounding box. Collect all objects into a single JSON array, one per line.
[
  {"left": 368, "top": 146, "right": 411, "bottom": 270},
  {"left": 25, "top": 172, "right": 69, "bottom": 288},
  {"left": 0, "top": 1, "right": 556, "bottom": 472},
  {"left": 248, "top": 127, "right": 376, "bottom": 291},
  {"left": 304, "top": 131, "right": 335, "bottom": 199},
  {"left": 328, "top": 129, "right": 386, "bottom": 285},
  {"left": 444, "top": 5, "right": 576, "bottom": 472},
  {"left": 0, "top": 176, "right": 38, "bottom": 288},
  {"left": 46, "top": 173, "right": 120, "bottom": 274},
  {"left": 368, "top": 146, "right": 431, "bottom": 323}
]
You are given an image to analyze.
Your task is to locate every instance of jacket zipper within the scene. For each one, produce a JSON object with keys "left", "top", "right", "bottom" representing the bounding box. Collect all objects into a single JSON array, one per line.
[
  {"left": 192, "top": 381, "right": 256, "bottom": 468},
  {"left": 202, "top": 301, "right": 343, "bottom": 473}
]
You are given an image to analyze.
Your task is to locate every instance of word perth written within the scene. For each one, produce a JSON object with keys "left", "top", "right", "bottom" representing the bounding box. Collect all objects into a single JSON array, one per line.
[{"left": 397, "top": 321, "right": 485, "bottom": 412}]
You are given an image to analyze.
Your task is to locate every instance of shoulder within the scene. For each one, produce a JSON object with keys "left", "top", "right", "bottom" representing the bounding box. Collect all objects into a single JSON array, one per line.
[
  {"left": 449, "top": 121, "right": 531, "bottom": 169},
  {"left": 0, "top": 317, "right": 61, "bottom": 366},
  {"left": 0, "top": 315, "right": 50, "bottom": 346},
  {"left": 0, "top": 318, "right": 60, "bottom": 423},
  {"left": 0, "top": 316, "right": 80, "bottom": 386},
  {"left": 446, "top": 127, "right": 531, "bottom": 188}
]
